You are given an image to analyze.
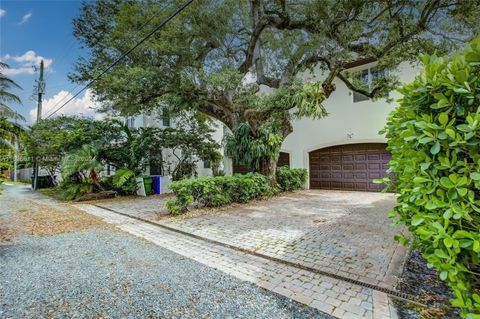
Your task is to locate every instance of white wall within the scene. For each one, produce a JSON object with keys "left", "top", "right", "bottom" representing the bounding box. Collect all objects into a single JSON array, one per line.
[
  {"left": 132, "top": 111, "right": 228, "bottom": 179},
  {"left": 277, "top": 61, "right": 420, "bottom": 187},
  {"left": 133, "top": 61, "right": 420, "bottom": 186}
]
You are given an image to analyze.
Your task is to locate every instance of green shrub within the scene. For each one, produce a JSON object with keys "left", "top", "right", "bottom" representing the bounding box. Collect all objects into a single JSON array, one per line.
[
  {"left": 58, "top": 178, "right": 95, "bottom": 200},
  {"left": 381, "top": 38, "right": 480, "bottom": 317},
  {"left": 276, "top": 167, "right": 307, "bottom": 191},
  {"left": 166, "top": 173, "right": 274, "bottom": 214},
  {"left": 110, "top": 167, "right": 137, "bottom": 194}
]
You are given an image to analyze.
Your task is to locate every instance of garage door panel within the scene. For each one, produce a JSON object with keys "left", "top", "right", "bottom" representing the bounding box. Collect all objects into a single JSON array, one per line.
[
  {"left": 309, "top": 143, "right": 390, "bottom": 192},
  {"left": 354, "top": 183, "right": 368, "bottom": 190},
  {"left": 355, "top": 173, "right": 368, "bottom": 180},
  {"left": 343, "top": 172, "right": 354, "bottom": 179},
  {"left": 355, "top": 154, "right": 366, "bottom": 161},
  {"left": 368, "top": 172, "right": 382, "bottom": 179},
  {"left": 355, "top": 163, "right": 367, "bottom": 170}
]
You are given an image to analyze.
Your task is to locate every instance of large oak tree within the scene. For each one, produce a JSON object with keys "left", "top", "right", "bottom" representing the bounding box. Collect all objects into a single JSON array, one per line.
[{"left": 72, "top": 0, "right": 479, "bottom": 181}]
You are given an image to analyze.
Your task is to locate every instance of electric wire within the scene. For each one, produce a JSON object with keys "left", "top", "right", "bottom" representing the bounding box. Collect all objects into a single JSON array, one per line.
[{"left": 45, "top": 0, "right": 194, "bottom": 119}]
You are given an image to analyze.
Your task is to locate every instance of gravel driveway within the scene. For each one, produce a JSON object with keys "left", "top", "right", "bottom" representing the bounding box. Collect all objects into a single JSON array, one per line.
[{"left": 0, "top": 185, "right": 331, "bottom": 319}]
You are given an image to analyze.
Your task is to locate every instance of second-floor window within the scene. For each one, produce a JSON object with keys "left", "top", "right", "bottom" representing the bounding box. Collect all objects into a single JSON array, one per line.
[
  {"left": 126, "top": 117, "right": 135, "bottom": 128},
  {"left": 162, "top": 110, "right": 170, "bottom": 127},
  {"left": 351, "top": 67, "right": 386, "bottom": 103}
]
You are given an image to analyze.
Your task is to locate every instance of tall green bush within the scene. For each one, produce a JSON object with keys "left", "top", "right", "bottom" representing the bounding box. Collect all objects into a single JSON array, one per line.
[
  {"left": 276, "top": 167, "right": 307, "bottom": 191},
  {"left": 381, "top": 38, "right": 480, "bottom": 317}
]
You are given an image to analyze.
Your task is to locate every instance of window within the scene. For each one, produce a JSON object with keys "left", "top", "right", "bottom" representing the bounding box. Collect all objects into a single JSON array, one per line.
[
  {"left": 351, "top": 67, "right": 388, "bottom": 103},
  {"left": 150, "top": 153, "right": 163, "bottom": 175},
  {"left": 203, "top": 160, "right": 211, "bottom": 169},
  {"left": 162, "top": 110, "right": 170, "bottom": 127},
  {"left": 126, "top": 117, "right": 135, "bottom": 128},
  {"left": 150, "top": 163, "right": 162, "bottom": 175}
]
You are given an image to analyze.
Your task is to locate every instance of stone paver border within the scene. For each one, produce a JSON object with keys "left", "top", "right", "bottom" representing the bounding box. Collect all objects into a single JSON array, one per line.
[
  {"left": 75, "top": 203, "right": 404, "bottom": 319},
  {"left": 94, "top": 203, "right": 419, "bottom": 304}
]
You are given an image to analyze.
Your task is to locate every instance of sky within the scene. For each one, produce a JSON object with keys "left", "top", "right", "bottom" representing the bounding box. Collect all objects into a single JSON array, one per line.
[{"left": 0, "top": 0, "right": 102, "bottom": 124}]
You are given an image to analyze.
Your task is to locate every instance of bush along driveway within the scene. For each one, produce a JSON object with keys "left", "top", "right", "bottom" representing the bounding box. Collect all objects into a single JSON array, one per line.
[{"left": 0, "top": 185, "right": 332, "bottom": 319}]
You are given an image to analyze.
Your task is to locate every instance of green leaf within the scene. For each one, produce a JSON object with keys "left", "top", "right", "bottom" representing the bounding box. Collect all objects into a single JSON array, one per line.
[
  {"left": 457, "top": 188, "right": 468, "bottom": 197},
  {"left": 420, "top": 162, "right": 431, "bottom": 170},
  {"left": 438, "top": 113, "right": 448, "bottom": 126},
  {"left": 411, "top": 216, "right": 425, "bottom": 226},
  {"left": 472, "top": 294, "right": 480, "bottom": 303},
  {"left": 432, "top": 221, "right": 443, "bottom": 230},
  {"left": 419, "top": 136, "right": 434, "bottom": 144},
  {"left": 470, "top": 172, "right": 480, "bottom": 181},
  {"left": 425, "top": 201, "right": 438, "bottom": 210},
  {"left": 444, "top": 237, "right": 454, "bottom": 248},
  {"left": 434, "top": 249, "right": 450, "bottom": 259},
  {"left": 440, "top": 177, "right": 455, "bottom": 188},
  {"left": 445, "top": 128, "right": 456, "bottom": 138},
  {"left": 430, "top": 141, "right": 440, "bottom": 154},
  {"left": 457, "top": 124, "right": 471, "bottom": 132},
  {"left": 453, "top": 230, "right": 473, "bottom": 239},
  {"left": 474, "top": 240, "right": 480, "bottom": 252},
  {"left": 443, "top": 209, "right": 453, "bottom": 219},
  {"left": 440, "top": 271, "right": 448, "bottom": 280},
  {"left": 413, "top": 177, "right": 430, "bottom": 184}
]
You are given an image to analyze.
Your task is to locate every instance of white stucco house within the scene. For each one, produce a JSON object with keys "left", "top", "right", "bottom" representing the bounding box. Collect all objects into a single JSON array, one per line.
[
  {"left": 124, "top": 108, "right": 231, "bottom": 193},
  {"left": 134, "top": 59, "right": 420, "bottom": 193},
  {"left": 275, "top": 60, "right": 420, "bottom": 191}
]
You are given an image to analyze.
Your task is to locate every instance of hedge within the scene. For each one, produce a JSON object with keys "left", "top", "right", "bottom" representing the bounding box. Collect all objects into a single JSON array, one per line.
[
  {"left": 276, "top": 166, "right": 308, "bottom": 191},
  {"left": 165, "top": 173, "right": 273, "bottom": 214},
  {"left": 166, "top": 167, "right": 307, "bottom": 214},
  {"left": 381, "top": 38, "right": 480, "bottom": 317}
]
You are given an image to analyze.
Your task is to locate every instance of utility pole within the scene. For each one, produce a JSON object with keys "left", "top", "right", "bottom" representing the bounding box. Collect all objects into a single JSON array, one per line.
[
  {"left": 32, "top": 60, "right": 45, "bottom": 191},
  {"left": 13, "top": 113, "right": 18, "bottom": 182}
]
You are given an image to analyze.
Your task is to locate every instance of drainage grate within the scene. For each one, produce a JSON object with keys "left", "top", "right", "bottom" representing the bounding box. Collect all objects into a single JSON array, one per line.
[{"left": 93, "top": 204, "right": 432, "bottom": 307}]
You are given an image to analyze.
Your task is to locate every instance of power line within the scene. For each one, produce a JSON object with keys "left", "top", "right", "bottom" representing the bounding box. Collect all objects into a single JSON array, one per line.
[
  {"left": 43, "top": 4, "right": 165, "bottom": 116},
  {"left": 45, "top": 0, "right": 194, "bottom": 119}
]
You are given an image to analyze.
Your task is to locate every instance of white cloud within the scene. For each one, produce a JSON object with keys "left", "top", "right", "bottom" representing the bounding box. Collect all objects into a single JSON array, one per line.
[
  {"left": 18, "top": 12, "right": 32, "bottom": 24},
  {"left": 1, "top": 50, "right": 53, "bottom": 75},
  {"left": 0, "top": 9, "right": 6, "bottom": 17},
  {"left": 30, "top": 89, "right": 104, "bottom": 122}
]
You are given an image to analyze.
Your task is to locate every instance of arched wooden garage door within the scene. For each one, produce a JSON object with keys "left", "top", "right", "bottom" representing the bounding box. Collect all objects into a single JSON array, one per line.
[{"left": 309, "top": 143, "right": 390, "bottom": 192}]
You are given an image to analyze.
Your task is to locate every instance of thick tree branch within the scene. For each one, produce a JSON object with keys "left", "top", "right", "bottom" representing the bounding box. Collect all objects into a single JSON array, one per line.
[{"left": 336, "top": 72, "right": 384, "bottom": 98}]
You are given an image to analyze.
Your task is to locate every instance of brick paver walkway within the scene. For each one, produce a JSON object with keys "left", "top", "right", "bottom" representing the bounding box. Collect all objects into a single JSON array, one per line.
[
  {"left": 87, "top": 195, "right": 170, "bottom": 220},
  {"left": 75, "top": 204, "right": 399, "bottom": 319},
  {"left": 158, "top": 190, "right": 406, "bottom": 289}
]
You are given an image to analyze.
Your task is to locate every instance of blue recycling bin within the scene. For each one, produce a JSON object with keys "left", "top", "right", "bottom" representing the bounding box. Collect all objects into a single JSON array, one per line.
[{"left": 152, "top": 176, "right": 161, "bottom": 194}]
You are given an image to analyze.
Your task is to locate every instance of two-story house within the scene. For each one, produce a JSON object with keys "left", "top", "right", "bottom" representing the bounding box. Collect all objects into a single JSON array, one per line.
[{"left": 135, "top": 60, "right": 420, "bottom": 193}]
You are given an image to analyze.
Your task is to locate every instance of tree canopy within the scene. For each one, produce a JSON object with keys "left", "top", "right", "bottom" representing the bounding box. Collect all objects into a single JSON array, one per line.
[{"left": 72, "top": 0, "right": 480, "bottom": 179}]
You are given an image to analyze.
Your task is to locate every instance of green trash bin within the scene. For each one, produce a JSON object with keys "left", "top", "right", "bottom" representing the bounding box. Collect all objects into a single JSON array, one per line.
[{"left": 143, "top": 176, "right": 153, "bottom": 195}]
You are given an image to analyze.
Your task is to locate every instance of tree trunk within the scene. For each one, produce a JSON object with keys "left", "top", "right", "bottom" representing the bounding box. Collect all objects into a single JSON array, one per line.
[
  {"left": 47, "top": 167, "right": 57, "bottom": 186},
  {"left": 259, "top": 156, "right": 278, "bottom": 185},
  {"left": 267, "top": 157, "right": 277, "bottom": 186},
  {"left": 13, "top": 135, "right": 18, "bottom": 182}
]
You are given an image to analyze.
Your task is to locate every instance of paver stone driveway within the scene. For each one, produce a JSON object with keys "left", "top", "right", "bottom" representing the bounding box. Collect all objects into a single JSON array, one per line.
[{"left": 159, "top": 190, "right": 407, "bottom": 289}]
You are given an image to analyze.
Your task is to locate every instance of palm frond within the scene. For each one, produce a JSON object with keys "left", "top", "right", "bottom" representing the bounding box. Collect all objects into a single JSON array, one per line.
[{"left": 0, "top": 90, "right": 22, "bottom": 105}]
